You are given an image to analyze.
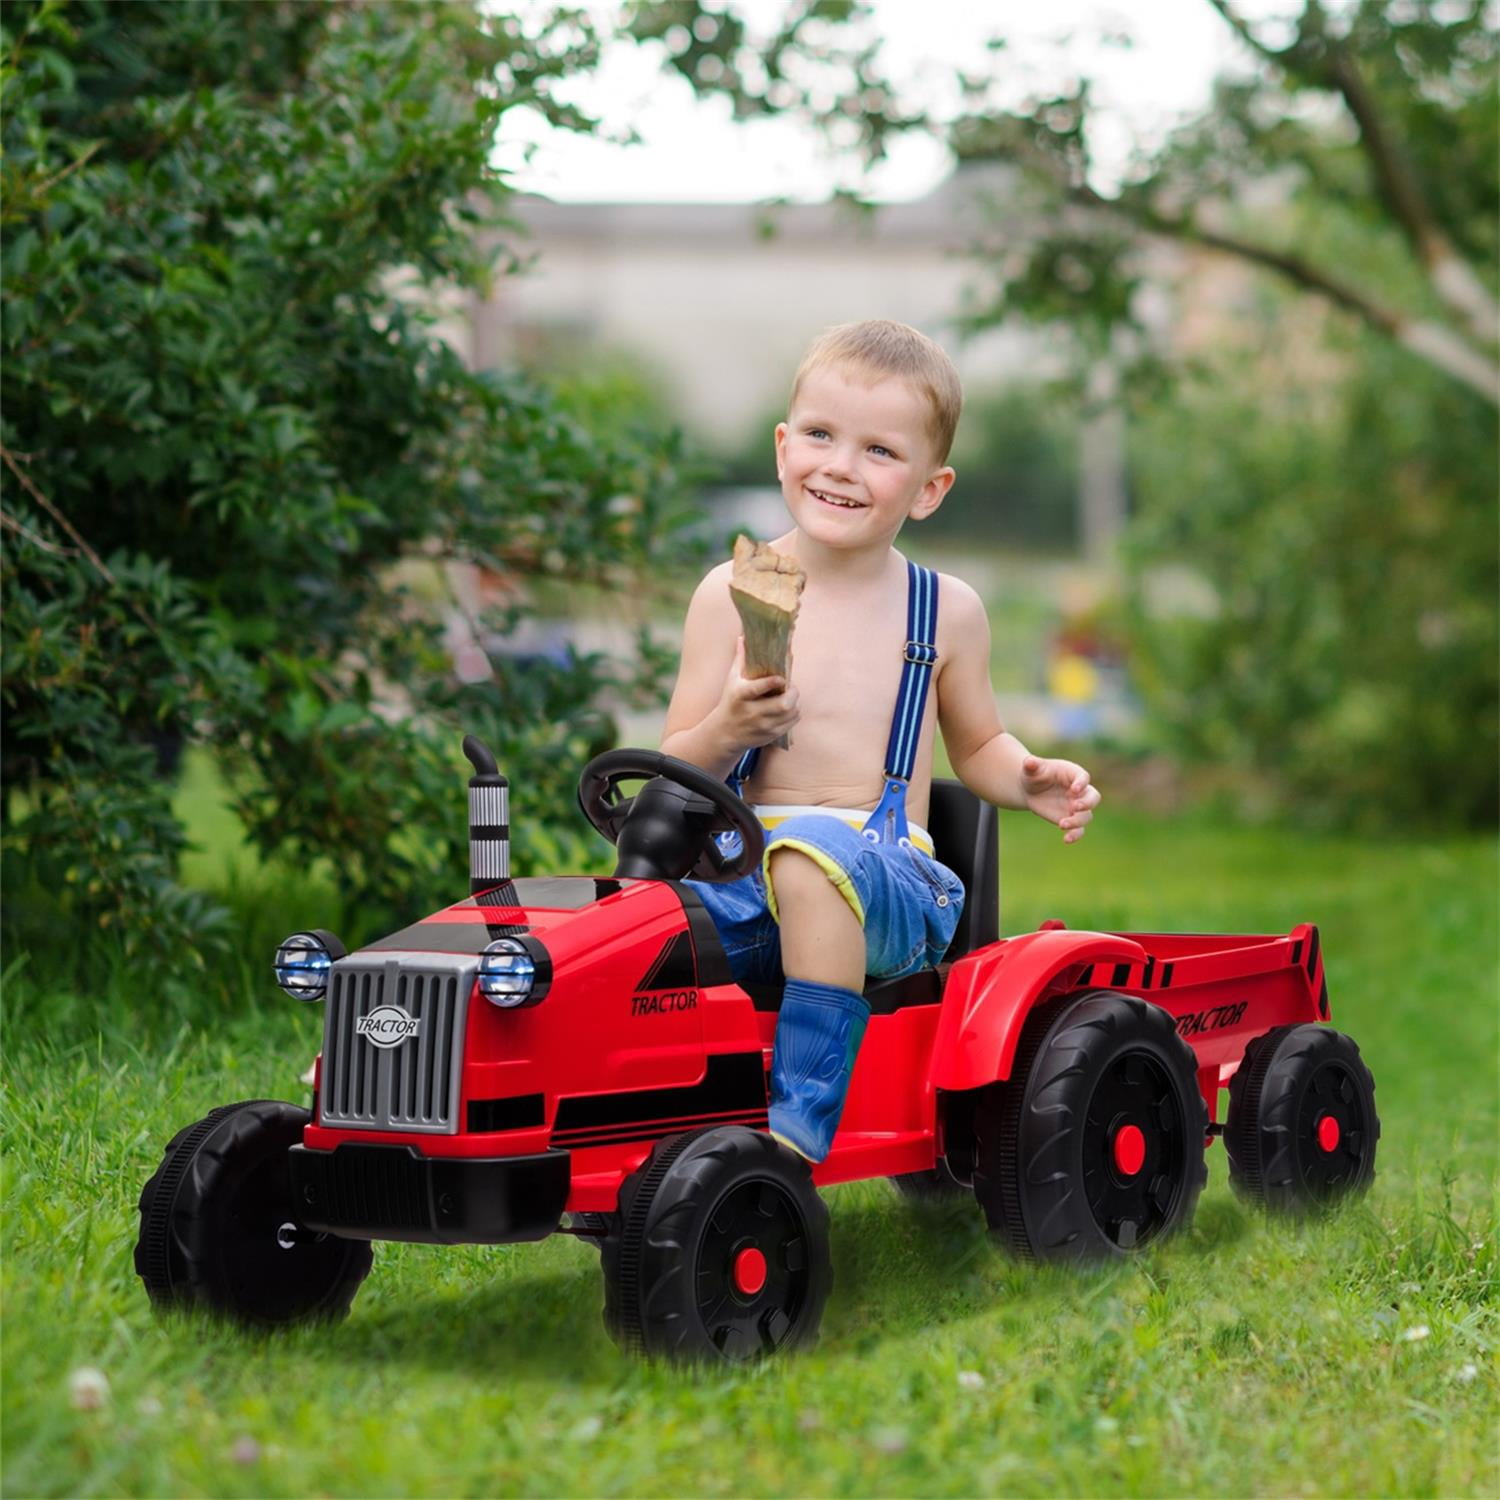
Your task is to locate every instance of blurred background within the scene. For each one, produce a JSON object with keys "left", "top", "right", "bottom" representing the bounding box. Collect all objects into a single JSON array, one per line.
[
  {"left": 3, "top": 8, "right": 1497, "bottom": 1495},
  {"left": 2, "top": 0, "right": 1495, "bottom": 967}
]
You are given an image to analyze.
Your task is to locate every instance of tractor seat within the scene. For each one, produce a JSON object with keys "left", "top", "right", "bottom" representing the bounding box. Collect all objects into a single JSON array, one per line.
[{"left": 737, "top": 778, "right": 1000, "bottom": 1014}]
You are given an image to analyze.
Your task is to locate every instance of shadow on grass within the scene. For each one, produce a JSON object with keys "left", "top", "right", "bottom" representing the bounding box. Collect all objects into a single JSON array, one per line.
[
  {"left": 320, "top": 1253, "right": 621, "bottom": 1384},
  {"left": 817, "top": 1181, "right": 1258, "bottom": 1354}
]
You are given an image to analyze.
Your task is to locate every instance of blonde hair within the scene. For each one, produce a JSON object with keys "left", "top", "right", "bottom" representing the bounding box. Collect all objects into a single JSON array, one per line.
[{"left": 790, "top": 319, "right": 963, "bottom": 464}]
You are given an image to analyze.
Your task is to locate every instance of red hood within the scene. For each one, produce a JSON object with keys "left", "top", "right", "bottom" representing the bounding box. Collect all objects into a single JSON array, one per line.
[{"left": 349, "top": 876, "right": 684, "bottom": 967}]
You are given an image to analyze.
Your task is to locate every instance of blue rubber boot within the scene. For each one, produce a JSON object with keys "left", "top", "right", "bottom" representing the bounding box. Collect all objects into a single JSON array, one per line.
[{"left": 768, "top": 978, "right": 870, "bottom": 1163}]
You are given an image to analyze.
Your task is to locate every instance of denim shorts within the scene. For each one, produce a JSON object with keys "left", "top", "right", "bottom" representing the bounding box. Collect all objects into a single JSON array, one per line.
[{"left": 684, "top": 813, "right": 967, "bottom": 987}]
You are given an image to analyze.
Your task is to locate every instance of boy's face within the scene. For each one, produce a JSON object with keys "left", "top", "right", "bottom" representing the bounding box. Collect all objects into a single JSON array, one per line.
[{"left": 775, "top": 365, "right": 955, "bottom": 551}]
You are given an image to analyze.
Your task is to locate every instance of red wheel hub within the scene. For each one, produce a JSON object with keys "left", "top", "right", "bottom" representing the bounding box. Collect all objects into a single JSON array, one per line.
[
  {"left": 1316, "top": 1113, "right": 1341, "bottom": 1153},
  {"left": 1112, "top": 1123, "right": 1147, "bottom": 1177},
  {"left": 731, "top": 1246, "right": 767, "bottom": 1296}
]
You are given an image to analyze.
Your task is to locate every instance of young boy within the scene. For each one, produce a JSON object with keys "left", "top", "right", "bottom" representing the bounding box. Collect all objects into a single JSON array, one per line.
[{"left": 661, "top": 320, "right": 1101, "bottom": 1162}]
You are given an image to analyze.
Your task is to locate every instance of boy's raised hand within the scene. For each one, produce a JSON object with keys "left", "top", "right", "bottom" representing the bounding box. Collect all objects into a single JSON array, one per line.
[
  {"left": 1021, "top": 755, "right": 1102, "bottom": 844},
  {"left": 719, "top": 635, "right": 800, "bottom": 749}
]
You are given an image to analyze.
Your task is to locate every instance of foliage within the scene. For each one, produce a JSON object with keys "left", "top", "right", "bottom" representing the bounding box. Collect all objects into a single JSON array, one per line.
[
  {"left": 1125, "top": 326, "right": 1498, "bottom": 831},
  {"left": 939, "top": 384, "right": 1080, "bottom": 551},
  {"left": 4, "top": 809, "right": 1496, "bottom": 1495},
  {"left": 0, "top": 0, "right": 701, "bottom": 966},
  {"left": 624, "top": 0, "right": 1499, "bottom": 830},
  {"left": 628, "top": 0, "right": 1497, "bottom": 403}
]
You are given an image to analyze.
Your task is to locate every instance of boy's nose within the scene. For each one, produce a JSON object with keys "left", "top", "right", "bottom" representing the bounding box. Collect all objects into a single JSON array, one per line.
[{"left": 820, "top": 451, "right": 856, "bottom": 482}]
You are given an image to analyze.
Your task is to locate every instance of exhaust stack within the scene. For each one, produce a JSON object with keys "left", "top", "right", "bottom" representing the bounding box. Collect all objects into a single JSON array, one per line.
[{"left": 462, "top": 735, "right": 509, "bottom": 896}]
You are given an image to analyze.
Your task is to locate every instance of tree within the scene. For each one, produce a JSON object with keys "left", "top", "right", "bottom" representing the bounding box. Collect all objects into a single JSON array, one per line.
[
  {"left": 628, "top": 0, "right": 1497, "bottom": 402},
  {"left": 625, "top": 0, "right": 1498, "bottom": 829},
  {"left": 1, "top": 0, "right": 700, "bottom": 965}
]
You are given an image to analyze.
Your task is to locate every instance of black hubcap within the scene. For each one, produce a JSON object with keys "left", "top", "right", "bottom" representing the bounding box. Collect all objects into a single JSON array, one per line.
[
  {"left": 694, "top": 1180, "right": 809, "bottom": 1362},
  {"left": 1293, "top": 1061, "right": 1369, "bottom": 1198},
  {"left": 224, "top": 1153, "right": 349, "bottom": 1319},
  {"left": 1082, "top": 1050, "right": 1188, "bottom": 1249}
]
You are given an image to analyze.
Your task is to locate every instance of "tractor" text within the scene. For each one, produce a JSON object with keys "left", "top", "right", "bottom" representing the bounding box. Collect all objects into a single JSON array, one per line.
[
  {"left": 1174, "top": 1000, "right": 1247, "bottom": 1037},
  {"left": 631, "top": 990, "right": 699, "bottom": 1018}
]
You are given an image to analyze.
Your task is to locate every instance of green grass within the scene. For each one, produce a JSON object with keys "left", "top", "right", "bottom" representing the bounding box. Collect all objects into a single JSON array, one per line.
[{"left": 3, "top": 796, "right": 1496, "bottom": 1497}]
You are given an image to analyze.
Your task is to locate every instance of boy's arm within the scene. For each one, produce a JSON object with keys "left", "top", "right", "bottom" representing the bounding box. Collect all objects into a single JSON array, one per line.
[
  {"left": 936, "top": 577, "right": 1102, "bottom": 844},
  {"left": 660, "top": 562, "right": 801, "bottom": 778}
]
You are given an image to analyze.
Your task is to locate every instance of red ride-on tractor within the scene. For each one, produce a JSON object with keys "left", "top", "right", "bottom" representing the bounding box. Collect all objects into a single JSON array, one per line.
[{"left": 136, "top": 740, "right": 1379, "bottom": 1362}]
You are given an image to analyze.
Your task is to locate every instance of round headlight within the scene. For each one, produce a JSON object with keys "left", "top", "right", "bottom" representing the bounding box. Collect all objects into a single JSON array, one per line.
[
  {"left": 479, "top": 938, "right": 536, "bottom": 1008},
  {"left": 273, "top": 930, "right": 344, "bottom": 1002}
]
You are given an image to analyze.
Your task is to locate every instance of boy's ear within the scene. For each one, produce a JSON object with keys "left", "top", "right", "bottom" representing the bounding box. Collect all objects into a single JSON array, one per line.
[
  {"left": 910, "top": 465, "right": 956, "bottom": 521},
  {"left": 774, "top": 421, "right": 787, "bottom": 480}
]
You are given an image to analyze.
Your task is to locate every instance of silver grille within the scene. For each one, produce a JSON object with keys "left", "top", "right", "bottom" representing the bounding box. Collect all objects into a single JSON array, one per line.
[{"left": 318, "top": 955, "right": 474, "bottom": 1134}]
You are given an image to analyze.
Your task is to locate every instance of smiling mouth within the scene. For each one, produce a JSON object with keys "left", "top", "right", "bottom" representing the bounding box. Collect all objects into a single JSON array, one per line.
[{"left": 809, "top": 487, "right": 865, "bottom": 510}]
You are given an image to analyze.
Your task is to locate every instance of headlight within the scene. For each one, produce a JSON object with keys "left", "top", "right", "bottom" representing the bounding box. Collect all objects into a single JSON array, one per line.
[
  {"left": 479, "top": 937, "right": 550, "bottom": 1008},
  {"left": 273, "top": 930, "right": 345, "bottom": 1002}
]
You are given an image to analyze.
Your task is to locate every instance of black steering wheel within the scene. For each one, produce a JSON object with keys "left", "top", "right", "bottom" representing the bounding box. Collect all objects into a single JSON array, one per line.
[{"left": 578, "top": 748, "right": 765, "bottom": 884}]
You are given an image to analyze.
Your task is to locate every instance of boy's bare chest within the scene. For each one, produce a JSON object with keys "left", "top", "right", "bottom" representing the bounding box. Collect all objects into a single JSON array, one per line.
[
  {"left": 790, "top": 591, "right": 908, "bottom": 720},
  {"left": 749, "top": 584, "right": 935, "bottom": 817}
]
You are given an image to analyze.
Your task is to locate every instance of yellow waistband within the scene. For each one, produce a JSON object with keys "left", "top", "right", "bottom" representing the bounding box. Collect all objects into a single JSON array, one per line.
[{"left": 752, "top": 804, "right": 935, "bottom": 858}]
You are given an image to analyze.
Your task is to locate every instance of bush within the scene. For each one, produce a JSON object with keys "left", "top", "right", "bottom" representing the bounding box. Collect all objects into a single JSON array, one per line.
[
  {"left": 0, "top": 0, "right": 701, "bottom": 969},
  {"left": 1124, "top": 332, "right": 1498, "bottom": 832}
]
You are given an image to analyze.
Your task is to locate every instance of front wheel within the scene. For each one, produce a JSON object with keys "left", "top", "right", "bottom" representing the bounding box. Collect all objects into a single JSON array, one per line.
[
  {"left": 602, "top": 1127, "right": 831, "bottom": 1364},
  {"left": 973, "top": 992, "right": 1208, "bottom": 1261},
  {"left": 1225, "top": 1025, "right": 1379, "bottom": 1214},
  {"left": 135, "top": 1100, "right": 372, "bottom": 1327}
]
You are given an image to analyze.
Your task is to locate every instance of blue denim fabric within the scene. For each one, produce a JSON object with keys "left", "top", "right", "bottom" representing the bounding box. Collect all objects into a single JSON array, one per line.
[{"left": 684, "top": 812, "right": 967, "bottom": 987}]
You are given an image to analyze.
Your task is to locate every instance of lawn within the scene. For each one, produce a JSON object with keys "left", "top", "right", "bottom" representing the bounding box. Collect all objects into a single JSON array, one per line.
[{"left": 2, "top": 780, "right": 1496, "bottom": 1497}]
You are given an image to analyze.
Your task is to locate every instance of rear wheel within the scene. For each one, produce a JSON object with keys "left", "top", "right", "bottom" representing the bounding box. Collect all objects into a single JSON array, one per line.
[
  {"left": 1225, "top": 1025, "right": 1379, "bottom": 1214},
  {"left": 135, "top": 1100, "right": 372, "bottom": 1327},
  {"left": 602, "top": 1127, "right": 831, "bottom": 1364},
  {"left": 973, "top": 992, "right": 1208, "bottom": 1261}
]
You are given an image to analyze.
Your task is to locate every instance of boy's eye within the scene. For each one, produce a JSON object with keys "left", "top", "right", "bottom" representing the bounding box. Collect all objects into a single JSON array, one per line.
[
  {"left": 806, "top": 427, "right": 829, "bottom": 440},
  {"left": 869, "top": 445, "right": 895, "bottom": 459}
]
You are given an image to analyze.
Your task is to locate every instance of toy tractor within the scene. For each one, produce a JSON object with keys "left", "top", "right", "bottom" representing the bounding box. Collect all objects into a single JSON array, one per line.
[{"left": 136, "top": 739, "right": 1379, "bottom": 1363}]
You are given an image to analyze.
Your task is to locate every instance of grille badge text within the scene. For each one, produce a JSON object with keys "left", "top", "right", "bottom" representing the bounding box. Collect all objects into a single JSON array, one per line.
[{"left": 356, "top": 1004, "right": 421, "bottom": 1048}]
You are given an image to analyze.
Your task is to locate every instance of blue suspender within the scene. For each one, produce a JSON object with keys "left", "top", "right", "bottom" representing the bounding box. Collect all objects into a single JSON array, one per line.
[
  {"left": 864, "top": 561, "right": 939, "bottom": 845},
  {"left": 726, "top": 561, "right": 939, "bottom": 848}
]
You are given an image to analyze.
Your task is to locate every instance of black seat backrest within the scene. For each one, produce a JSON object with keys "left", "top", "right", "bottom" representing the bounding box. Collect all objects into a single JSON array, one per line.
[{"left": 927, "top": 777, "right": 999, "bottom": 961}]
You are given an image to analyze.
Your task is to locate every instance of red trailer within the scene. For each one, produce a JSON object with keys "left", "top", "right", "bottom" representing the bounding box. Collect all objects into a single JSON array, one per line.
[{"left": 137, "top": 744, "right": 1378, "bottom": 1363}]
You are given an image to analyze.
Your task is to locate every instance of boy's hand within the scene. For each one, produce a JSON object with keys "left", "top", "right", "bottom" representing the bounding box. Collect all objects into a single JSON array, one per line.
[
  {"left": 1021, "top": 755, "right": 1101, "bottom": 844},
  {"left": 718, "top": 635, "right": 800, "bottom": 750}
]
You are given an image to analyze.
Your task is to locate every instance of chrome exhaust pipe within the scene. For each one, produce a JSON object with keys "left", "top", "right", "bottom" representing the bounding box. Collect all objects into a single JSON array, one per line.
[{"left": 462, "top": 735, "right": 509, "bottom": 896}]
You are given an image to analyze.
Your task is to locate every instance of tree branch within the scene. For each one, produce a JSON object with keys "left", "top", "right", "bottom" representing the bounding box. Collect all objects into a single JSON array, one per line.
[
  {"left": 1056, "top": 173, "right": 1500, "bottom": 405},
  {"left": 0, "top": 445, "right": 115, "bottom": 584},
  {"left": 1321, "top": 43, "right": 1499, "bottom": 345},
  {"left": 1208, "top": 0, "right": 1499, "bottom": 347},
  {"left": 1205, "top": 0, "right": 1298, "bottom": 66},
  {"left": 0, "top": 506, "right": 80, "bottom": 558}
]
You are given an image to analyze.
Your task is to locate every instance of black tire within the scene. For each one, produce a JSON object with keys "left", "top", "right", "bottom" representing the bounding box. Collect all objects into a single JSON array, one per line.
[
  {"left": 135, "top": 1100, "right": 373, "bottom": 1327},
  {"left": 973, "top": 992, "right": 1209, "bottom": 1262},
  {"left": 1225, "top": 1024, "right": 1379, "bottom": 1214},
  {"left": 602, "top": 1127, "right": 832, "bottom": 1364}
]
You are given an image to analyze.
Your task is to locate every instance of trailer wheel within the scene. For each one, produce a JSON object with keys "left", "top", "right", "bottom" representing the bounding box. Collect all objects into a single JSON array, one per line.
[
  {"left": 1225, "top": 1025, "right": 1379, "bottom": 1214},
  {"left": 135, "top": 1100, "right": 372, "bottom": 1327},
  {"left": 973, "top": 992, "right": 1208, "bottom": 1261},
  {"left": 602, "top": 1127, "right": 831, "bottom": 1364}
]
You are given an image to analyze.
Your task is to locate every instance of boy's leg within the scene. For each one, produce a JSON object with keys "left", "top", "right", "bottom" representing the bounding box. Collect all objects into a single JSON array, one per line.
[
  {"left": 764, "top": 841, "right": 871, "bottom": 1162},
  {"left": 766, "top": 848, "right": 864, "bottom": 991}
]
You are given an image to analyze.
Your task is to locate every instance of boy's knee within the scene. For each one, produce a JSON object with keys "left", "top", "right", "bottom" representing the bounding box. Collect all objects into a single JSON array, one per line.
[
  {"left": 766, "top": 846, "right": 831, "bottom": 903},
  {"left": 765, "top": 841, "right": 864, "bottom": 929}
]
